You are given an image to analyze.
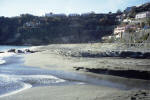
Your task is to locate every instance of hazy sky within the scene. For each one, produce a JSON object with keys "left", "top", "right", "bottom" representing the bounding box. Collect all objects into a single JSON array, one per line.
[{"left": 0, "top": 0, "right": 149, "bottom": 17}]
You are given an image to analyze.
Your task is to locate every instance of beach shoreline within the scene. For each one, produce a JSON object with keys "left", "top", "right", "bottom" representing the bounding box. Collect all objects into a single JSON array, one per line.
[{"left": 1, "top": 43, "right": 150, "bottom": 100}]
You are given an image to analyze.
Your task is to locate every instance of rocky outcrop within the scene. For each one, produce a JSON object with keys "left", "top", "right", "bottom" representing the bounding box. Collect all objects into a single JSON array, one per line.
[
  {"left": 79, "top": 51, "right": 150, "bottom": 59},
  {"left": 57, "top": 49, "right": 150, "bottom": 59}
]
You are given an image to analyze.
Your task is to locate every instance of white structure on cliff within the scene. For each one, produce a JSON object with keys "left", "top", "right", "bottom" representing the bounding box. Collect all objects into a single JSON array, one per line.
[
  {"left": 45, "top": 13, "right": 66, "bottom": 17},
  {"left": 135, "top": 11, "right": 150, "bottom": 19},
  {"left": 114, "top": 25, "right": 137, "bottom": 39},
  {"left": 114, "top": 26, "right": 125, "bottom": 38}
]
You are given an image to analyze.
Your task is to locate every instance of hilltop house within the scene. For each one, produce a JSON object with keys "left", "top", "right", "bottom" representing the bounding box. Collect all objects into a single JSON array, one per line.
[
  {"left": 69, "top": 13, "right": 80, "bottom": 17},
  {"left": 45, "top": 13, "right": 66, "bottom": 17},
  {"left": 135, "top": 11, "right": 150, "bottom": 19}
]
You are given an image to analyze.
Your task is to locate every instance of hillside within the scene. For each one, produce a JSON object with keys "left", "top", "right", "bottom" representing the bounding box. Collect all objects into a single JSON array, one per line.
[
  {"left": 126, "top": 2, "right": 150, "bottom": 18},
  {"left": 0, "top": 13, "right": 119, "bottom": 45}
]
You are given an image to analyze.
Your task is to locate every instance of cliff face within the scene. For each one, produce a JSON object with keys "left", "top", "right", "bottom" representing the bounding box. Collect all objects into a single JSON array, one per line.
[{"left": 0, "top": 14, "right": 118, "bottom": 45}]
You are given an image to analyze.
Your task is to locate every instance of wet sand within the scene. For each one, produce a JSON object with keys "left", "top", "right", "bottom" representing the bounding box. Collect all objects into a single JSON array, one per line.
[
  {"left": 0, "top": 85, "right": 127, "bottom": 100},
  {"left": 2, "top": 84, "right": 150, "bottom": 100}
]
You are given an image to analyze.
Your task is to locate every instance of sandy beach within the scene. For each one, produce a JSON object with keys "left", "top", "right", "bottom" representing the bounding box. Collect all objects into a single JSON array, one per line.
[
  {"left": 0, "top": 85, "right": 123, "bottom": 100},
  {"left": 2, "top": 84, "right": 150, "bottom": 100},
  {"left": 1, "top": 43, "right": 150, "bottom": 100},
  {"left": 25, "top": 43, "right": 150, "bottom": 71}
]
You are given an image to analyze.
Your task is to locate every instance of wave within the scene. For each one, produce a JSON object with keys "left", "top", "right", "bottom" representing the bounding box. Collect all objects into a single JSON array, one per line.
[
  {"left": 0, "top": 59, "right": 6, "bottom": 65},
  {"left": 0, "top": 83, "right": 32, "bottom": 98},
  {"left": 0, "top": 74, "right": 66, "bottom": 97},
  {"left": 0, "top": 74, "right": 66, "bottom": 84},
  {"left": 0, "top": 52, "right": 15, "bottom": 65},
  {"left": 0, "top": 52, "right": 15, "bottom": 58},
  {"left": 17, "top": 75, "right": 66, "bottom": 85}
]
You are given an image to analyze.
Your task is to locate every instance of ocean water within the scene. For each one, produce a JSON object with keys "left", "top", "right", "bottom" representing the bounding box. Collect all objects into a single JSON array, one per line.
[
  {"left": 0, "top": 45, "right": 29, "bottom": 51},
  {"left": 0, "top": 46, "right": 68, "bottom": 98}
]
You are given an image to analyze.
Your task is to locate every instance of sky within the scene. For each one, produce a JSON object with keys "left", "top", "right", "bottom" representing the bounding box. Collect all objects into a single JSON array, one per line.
[{"left": 0, "top": 0, "right": 149, "bottom": 17}]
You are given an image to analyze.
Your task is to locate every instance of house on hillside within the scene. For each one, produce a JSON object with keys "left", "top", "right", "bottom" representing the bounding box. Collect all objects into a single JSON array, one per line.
[
  {"left": 24, "top": 21, "right": 40, "bottom": 28},
  {"left": 116, "top": 15, "right": 123, "bottom": 22},
  {"left": 123, "top": 18, "right": 132, "bottom": 23},
  {"left": 114, "top": 25, "right": 138, "bottom": 39},
  {"left": 114, "top": 26, "right": 125, "bottom": 38},
  {"left": 135, "top": 11, "right": 150, "bottom": 19}
]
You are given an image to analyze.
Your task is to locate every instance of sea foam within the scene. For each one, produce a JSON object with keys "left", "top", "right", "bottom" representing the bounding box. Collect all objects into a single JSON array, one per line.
[
  {"left": 0, "top": 52, "right": 15, "bottom": 65},
  {"left": 0, "top": 83, "right": 32, "bottom": 98},
  {"left": 0, "top": 59, "right": 5, "bottom": 65}
]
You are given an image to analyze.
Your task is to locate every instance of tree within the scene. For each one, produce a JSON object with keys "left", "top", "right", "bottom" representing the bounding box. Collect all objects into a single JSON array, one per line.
[
  {"left": 116, "top": 9, "right": 122, "bottom": 14},
  {"left": 146, "top": 18, "right": 150, "bottom": 26},
  {"left": 108, "top": 12, "right": 112, "bottom": 14},
  {"left": 140, "top": 22, "right": 145, "bottom": 28}
]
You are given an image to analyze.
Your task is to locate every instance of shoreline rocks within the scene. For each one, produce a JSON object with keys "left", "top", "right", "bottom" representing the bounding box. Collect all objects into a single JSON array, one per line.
[
  {"left": 72, "top": 51, "right": 150, "bottom": 59},
  {"left": 0, "top": 49, "right": 39, "bottom": 54}
]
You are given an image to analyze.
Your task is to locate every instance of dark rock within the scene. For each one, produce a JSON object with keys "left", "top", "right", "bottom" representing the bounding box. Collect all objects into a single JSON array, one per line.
[
  {"left": 141, "top": 92, "right": 147, "bottom": 96},
  {"left": 83, "top": 67, "right": 150, "bottom": 80},
  {"left": 120, "top": 51, "right": 133, "bottom": 58},
  {"left": 25, "top": 49, "right": 30, "bottom": 52},
  {"left": 143, "top": 52, "right": 150, "bottom": 58},
  {"left": 25, "top": 49, "right": 38, "bottom": 53},
  {"left": 73, "top": 67, "right": 84, "bottom": 71},
  {"left": 131, "top": 97, "right": 136, "bottom": 100},
  {"left": 0, "top": 51, "right": 4, "bottom": 53},
  {"left": 8, "top": 49, "right": 16, "bottom": 53},
  {"left": 17, "top": 50, "right": 24, "bottom": 53}
]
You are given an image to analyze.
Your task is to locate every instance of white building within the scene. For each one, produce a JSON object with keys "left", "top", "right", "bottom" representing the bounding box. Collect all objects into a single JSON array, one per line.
[
  {"left": 81, "top": 12, "right": 94, "bottom": 16},
  {"left": 45, "top": 13, "right": 66, "bottom": 17},
  {"left": 114, "top": 26, "right": 125, "bottom": 34},
  {"left": 114, "top": 26, "right": 125, "bottom": 38},
  {"left": 123, "top": 19, "right": 132, "bottom": 23},
  {"left": 116, "top": 15, "right": 123, "bottom": 22},
  {"left": 114, "top": 25, "right": 138, "bottom": 39},
  {"left": 68, "top": 13, "right": 80, "bottom": 17},
  {"left": 25, "top": 21, "right": 40, "bottom": 27},
  {"left": 135, "top": 11, "right": 150, "bottom": 19}
]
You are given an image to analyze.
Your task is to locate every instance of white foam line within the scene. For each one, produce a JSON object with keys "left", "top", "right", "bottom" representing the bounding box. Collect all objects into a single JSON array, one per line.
[
  {"left": 0, "top": 59, "right": 6, "bottom": 65},
  {"left": 21, "top": 75, "right": 65, "bottom": 81},
  {"left": 0, "top": 52, "right": 16, "bottom": 65},
  {"left": 0, "top": 52, "right": 15, "bottom": 58},
  {"left": 20, "top": 75, "right": 66, "bottom": 83},
  {"left": 77, "top": 82, "right": 85, "bottom": 85},
  {"left": 0, "top": 83, "right": 32, "bottom": 98}
]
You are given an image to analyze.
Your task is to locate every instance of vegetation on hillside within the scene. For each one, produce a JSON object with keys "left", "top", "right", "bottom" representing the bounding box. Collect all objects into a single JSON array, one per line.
[{"left": 0, "top": 13, "right": 119, "bottom": 45}]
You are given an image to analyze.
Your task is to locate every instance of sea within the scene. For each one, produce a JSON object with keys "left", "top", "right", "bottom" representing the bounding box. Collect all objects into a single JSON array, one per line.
[
  {"left": 0, "top": 46, "right": 68, "bottom": 97},
  {"left": 0, "top": 46, "right": 149, "bottom": 98}
]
